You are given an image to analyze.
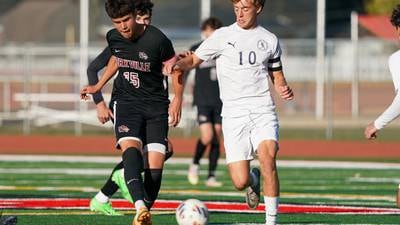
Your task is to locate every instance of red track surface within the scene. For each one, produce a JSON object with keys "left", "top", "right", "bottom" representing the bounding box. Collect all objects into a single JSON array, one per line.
[
  {"left": 1, "top": 198, "right": 400, "bottom": 214},
  {"left": 0, "top": 135, "right": 400, "bottom": 159}
]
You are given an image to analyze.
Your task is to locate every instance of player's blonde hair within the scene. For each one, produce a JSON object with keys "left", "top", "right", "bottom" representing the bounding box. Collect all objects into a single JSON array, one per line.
[{"left": 230, "top": 0, "right": 265, "bottom": 9}]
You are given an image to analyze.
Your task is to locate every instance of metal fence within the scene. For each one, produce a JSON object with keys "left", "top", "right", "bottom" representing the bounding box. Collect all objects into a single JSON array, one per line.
[{"left": 0, "top": 38, "right": 398, "bottom": 135}]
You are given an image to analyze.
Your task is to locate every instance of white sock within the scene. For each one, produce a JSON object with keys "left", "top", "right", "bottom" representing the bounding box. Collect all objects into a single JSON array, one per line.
[
  {"left": 95, "top": 191, "right": 109, "bottom": 203},
  {"left": 264, "top": 196, "right": 279, "bottom": 225},
  {"left": 134, "top": 200, "right": 146, "bottom": 212},
  {"left": 249, "top": 171, "right": 258, "bottom": 187}
]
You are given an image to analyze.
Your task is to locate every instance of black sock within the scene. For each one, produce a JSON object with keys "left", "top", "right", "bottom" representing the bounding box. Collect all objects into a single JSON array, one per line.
[
  {"left": 208, "top": 137, "right": 220, "bottom": 178},
  {"left": 193, "top": 139, "right": 207, "bottom": 165},
  {"left": 122, "top": 147, "right": 144, "bottom": 202},
  {"left": 143, "top": 169, "right": 163, "bottom": 209},
  {"left": 100, "top": 161, "right": 124, "bottom": 197}
]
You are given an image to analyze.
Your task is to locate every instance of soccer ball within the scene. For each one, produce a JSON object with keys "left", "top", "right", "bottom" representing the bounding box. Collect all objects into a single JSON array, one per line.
[{"left": 175, "top": 199, "right": 209, "bottom": 225}]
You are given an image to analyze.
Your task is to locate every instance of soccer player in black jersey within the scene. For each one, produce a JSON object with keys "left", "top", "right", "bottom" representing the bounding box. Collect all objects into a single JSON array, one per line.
[
  {"left": 186, "top": 17, "right": 224, "bottom": 187},
  {"left": 81, "top": 0, "right": 183, "bottom": 224},
  {"left": 86, "top": 1, "right": 174, "bottom": 217}
]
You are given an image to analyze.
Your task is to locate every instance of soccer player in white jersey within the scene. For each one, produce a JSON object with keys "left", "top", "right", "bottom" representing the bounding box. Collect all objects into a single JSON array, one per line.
[
  {"left": 365, "top": 5, "right": 400, "bottom": 207},
  {"left": 173, "top": 0, "right": 294, "bottom": 224}
]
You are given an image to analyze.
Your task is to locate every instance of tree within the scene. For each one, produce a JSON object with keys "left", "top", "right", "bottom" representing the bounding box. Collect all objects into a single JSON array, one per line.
[{"left": 364, "top": 0, "right": 400, "bottom": 15}]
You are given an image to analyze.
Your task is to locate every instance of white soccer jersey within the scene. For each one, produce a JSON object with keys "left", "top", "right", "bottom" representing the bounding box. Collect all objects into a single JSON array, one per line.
[
  {"left": 374, "top": 50, "right": 400, "bottom": 129},
  {"left": 195, "top": 23, "right": 282, "bottom": 117}
]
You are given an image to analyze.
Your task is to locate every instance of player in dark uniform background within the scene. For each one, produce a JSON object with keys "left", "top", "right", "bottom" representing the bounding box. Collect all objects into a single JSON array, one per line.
[
  {"left": 81, "top": 0, "right": 183, "bottom": 224},
  {"left": 186, "top": 18, "right": 224, "bottom": 187},
  {"left": 86, "top": 1, "right": 174, "bottom": 217}
]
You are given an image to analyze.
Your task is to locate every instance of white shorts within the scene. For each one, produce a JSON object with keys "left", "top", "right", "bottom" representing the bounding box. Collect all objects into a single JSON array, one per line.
[{"left": 222, "top": 113, "right": 279, "bottom": 164}]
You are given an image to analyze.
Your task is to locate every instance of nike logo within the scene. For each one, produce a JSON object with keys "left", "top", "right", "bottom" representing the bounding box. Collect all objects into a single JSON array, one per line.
[
  {"left": 115, "top": 49, "right": 121, "bottom": 53},
  {"left": 227, "top": 42, "right": 236, "bottom": 48}
]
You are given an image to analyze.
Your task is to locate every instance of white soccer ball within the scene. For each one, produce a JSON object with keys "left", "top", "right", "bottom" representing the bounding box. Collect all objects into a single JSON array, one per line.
[{"left": 175, "top": 199, "right": 209, "bottom": 225}]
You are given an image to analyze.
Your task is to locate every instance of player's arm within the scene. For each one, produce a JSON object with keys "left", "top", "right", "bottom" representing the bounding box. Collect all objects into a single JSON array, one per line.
[
  {"left": 170, "top": 59, "right": 185, "bottom": 127},
  {"left": 365, "top": 54, "right": 400, "bottom": 139},
  {"left": 80, "top": 55, "right": 118, "bottom": 100},
  {"left": 269, "top": 70, "right": 294, "bottom": 101},
  {"left": 365, "top": 92, "right": 400, "bottom": 139},
  {"left": 173, "top": 53, "right": 204, "bottom": 72},
  {"left": 87, "top": 47, "right": 114, "bottom": 123}
]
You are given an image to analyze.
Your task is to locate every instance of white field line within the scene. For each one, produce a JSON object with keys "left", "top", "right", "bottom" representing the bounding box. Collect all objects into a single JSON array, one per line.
[
  {"left": 0, "top": 185, "right": 394, "bottom": 202},
  {"left": 2, "top": 154, "right": 400, "bottom": 170},
  {"left": 0, "top": 168, "right": 224, "bottom": 176},
  {"left": 347, "top": 176, "right": 400, "bottom": 184}
]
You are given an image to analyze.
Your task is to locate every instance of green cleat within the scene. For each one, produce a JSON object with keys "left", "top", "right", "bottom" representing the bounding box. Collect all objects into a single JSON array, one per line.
[
  {"left": 89, "top": 197, "right": 122, "bottom": 216},
  {"left": 112, "top": 169, "right": 133, "bottom": 203}
]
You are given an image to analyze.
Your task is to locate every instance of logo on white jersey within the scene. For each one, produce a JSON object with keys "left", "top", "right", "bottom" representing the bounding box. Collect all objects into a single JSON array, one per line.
[
  {"left": 227, "top": 42, "right": 236, "bottom": 48},
  {"left": 257, "top": 40, "right": 268, "bottom": 51}
]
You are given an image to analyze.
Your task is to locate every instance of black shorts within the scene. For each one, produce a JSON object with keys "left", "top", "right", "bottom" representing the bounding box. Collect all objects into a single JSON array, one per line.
[
  {"left": 197, "top": 105, "right": 222, "bottom": 125},
  {"left": 111, "top": 100, "right": 168, "bottom": 154}
]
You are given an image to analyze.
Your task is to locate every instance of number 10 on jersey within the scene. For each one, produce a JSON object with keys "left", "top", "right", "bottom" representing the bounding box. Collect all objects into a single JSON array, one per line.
[
  {"left": 239, "top": 51, "right": 256, "bottom": 65},
  {"left": 123, "top": 72, "right": 140, "bottom": 88}
]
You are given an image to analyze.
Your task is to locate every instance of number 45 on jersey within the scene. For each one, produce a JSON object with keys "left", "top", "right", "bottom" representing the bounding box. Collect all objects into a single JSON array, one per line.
[{"left": 123, "top": 72, "right": 140, "bottom": 88}]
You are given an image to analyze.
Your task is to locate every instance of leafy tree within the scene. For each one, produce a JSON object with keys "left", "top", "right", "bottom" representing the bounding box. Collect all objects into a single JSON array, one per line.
[{"left": 364, "top": 0, "right": 400, "bottom": 15}]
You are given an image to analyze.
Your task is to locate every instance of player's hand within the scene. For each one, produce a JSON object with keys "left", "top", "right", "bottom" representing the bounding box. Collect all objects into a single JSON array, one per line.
[
  {"left": 276, "top": 85, "right": 294, "bottom": 101},
  {"left": 364, "top": 122, "right": 378, "bottom": 140},
  {"left": 169, "top": 97, "right": 182, "bottom": 127},
  {"left": 177, "top": 51, "right": 193, "bottom": 60},
  {"left": 80, "top": 85, "right": 98, "bottom": 100},
  {"left": 96, "top": 101, "right": 113, "bottom": 124}
]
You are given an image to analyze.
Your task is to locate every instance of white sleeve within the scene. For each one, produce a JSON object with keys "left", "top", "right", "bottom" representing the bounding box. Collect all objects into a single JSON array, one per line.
[
  {"left": 267, "top": 39, "right": 283, "bottom": 72},
  {"left": 194, "top": 30, "right": 223, "bottom": 61},
  {"left": 374, "top": 91, "right": 400, "bottom": 129},
  {"left": 374, "top": 55, "right": 400, "bottom": 129}
]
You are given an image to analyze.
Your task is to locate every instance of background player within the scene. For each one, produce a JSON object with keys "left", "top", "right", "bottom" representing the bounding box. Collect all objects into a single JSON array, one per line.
[
  {"left": 81, "top": 0, "right": 183, "bottom": 224},
  {"left": 173, "top": 0, "right": 294, "bottom": 224},
  {"left": 364, "top": 4, "right": 400, "bottom": 208},
  {"left": 87, "top": 0, "right": 175, "bottom": 217},
  {"left": 186, "top": 17, "right": 224, "bottom": 187}
]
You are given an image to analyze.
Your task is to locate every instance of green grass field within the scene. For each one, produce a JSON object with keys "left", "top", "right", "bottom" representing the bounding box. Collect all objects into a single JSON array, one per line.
[{"left": 1, "top": 157, "right": 400, "bottom": 225}]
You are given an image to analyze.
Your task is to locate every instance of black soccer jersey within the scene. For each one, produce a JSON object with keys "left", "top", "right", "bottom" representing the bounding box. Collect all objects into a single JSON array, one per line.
[
  {"left": 190, "top": 42, "right": 222, "bottom": 107},
  {"left": 107, "top": 25, "right": 175, "bottom": 107}
]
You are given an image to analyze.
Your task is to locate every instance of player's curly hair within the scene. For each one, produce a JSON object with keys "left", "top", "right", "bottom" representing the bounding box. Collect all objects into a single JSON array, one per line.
[
  {"left": 391, "top": 5, "right": 400, "bottom": 28},
  {"left": 230, "top": 0, "right": 265, "bottom": 10},
  {"left": 201, "top": 17, "right": 223, "bottom": 31},
  {"left": 105, "top": 0, "right": 136, "bottom": 19},
  {"left": 136, "top": 0, "right": 154, "bottom": 16}
]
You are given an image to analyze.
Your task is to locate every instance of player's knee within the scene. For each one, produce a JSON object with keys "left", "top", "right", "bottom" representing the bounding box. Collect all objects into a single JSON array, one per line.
[
  {"left": 231, "top": 177, "right": 249, "bottom": 191},
  {"left": 200, "top": 134, "right": 213, "bottom": 145}
]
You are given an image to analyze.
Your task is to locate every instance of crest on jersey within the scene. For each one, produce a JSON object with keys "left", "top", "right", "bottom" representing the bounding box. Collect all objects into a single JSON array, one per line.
[
  {"left": 257, "top": 40, "right": 268, "bottom": 51},
  {"left": 118, "top": 125, "right": 130, "bottom": 133},
  {"left": 139, "top": 52, "right": 149, "bottom": 60}
]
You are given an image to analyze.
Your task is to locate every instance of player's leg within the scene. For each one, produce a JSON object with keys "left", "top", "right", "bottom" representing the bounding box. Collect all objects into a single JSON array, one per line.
[
  {"left": 114, "top": 102, "right": 150, "bottom": 225},
  {"left": 205, "top": 106, "right": 223, "bottom": 187},
  {"left": 251, "top": 113, "right": 280, "bottom": 225},
  {"left": 257, "top": 140, "right": 279, "bottom": 225},
  {"left": 142, "top": 115, "right": 168, "bottom": 209},
  {"left": 223, "top": 116, "right": 258, "bottom": 191},
  {"left": 188, "top": 106, "right": 213, "bottom": 185},
  {"left": 90, "top": 161, "right": 124, "bottom": 215},
  {"left": 205, "top": 123, "right": 222, "bottom": 187}
]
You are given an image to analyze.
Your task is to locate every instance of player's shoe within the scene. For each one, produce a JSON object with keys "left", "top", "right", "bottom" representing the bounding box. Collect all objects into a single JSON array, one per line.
[
  {"left": 246, "top": 167, "right": 261, "bottom": 209},
  {"left": 187, "top": 164, "right": 199, "bottom": 185},
  {"left": 133, "top": 207, "right": 152, "bottom": 225},
  {"left": 89, "top": 197, "right": 122, "bottom": 216},
  {"left": 205, "top": 176, "right": 223, "bottom": 187},
  {"left": 111, "top": 169, "right": 134, "bottom": 203},
  {"left": 0, "top": 215, "right": 17, "bottom": 225}
]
